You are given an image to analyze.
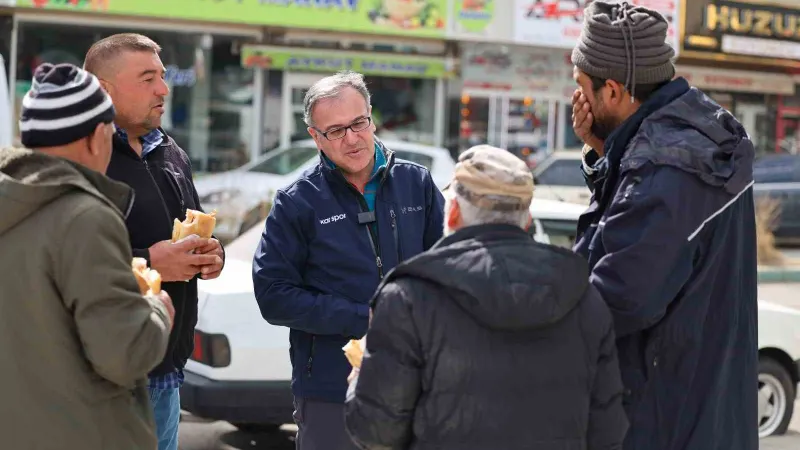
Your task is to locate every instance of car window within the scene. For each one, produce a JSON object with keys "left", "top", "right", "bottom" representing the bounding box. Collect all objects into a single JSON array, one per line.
[
  {"left": 530, "top": 218, "right": 578, "bottom": 249},
  {"left": 535, "top": 159, "right": 585, "bottom": 187},
  {"left": 393, "top": 150, "right": 434, "bottom": 170},
  {"left": 248, "top": 146, "right": 319, "bottom": 175},
  {"left": 753, "top": 155, "right": 800, "bottom": 183}
]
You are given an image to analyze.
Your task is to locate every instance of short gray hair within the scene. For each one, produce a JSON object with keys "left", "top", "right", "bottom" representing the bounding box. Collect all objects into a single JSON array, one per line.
[
  {"left": 446, "top": 189, "right": 530, "bottom": 229},
  {"left": 303, "top": 71, "right": 371, "bottom": 127}
]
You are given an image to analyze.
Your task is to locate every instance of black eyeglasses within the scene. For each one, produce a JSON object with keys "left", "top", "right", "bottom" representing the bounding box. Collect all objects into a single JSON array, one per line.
[{"left": 317, "top": 117, "right": 372, "bottom": 141}]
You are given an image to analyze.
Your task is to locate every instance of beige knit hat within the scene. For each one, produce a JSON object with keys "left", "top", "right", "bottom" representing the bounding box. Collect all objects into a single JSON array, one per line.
[{"left": 444, "top": 145, "right": 534, "bottom": 212}]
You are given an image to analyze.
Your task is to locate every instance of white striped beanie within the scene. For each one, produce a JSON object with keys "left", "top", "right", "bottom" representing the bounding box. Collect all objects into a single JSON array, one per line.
[{"left": 20, "top": 63, "right": 115, "bottom": 148}]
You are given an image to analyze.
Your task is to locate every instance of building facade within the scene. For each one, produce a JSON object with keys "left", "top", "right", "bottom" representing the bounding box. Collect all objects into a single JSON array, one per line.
[
  {"left": 678, "top": 0, "right": 800, "bottom": 155},
  {"left": 1, "top": 0, "right": 798, "bottom": 173}
]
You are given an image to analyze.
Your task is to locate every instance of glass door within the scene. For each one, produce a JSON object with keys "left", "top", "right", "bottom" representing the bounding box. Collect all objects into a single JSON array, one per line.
[
  {"left": 736, "top": 103, "right": 770, "bottom": 155},
  {"left": 506, "top": 96, "right": 554, "bottom": 168},
  {"left": 281, "top": 72, "right": 328, "bottom": 148},
  {"left": 458, "top": 93, "right": 505, "bottom": 154}
]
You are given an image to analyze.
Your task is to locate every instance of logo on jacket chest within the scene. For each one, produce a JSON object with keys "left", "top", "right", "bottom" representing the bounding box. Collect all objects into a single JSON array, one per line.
[
  {"left": 400, "top": 205, "right": 423, "bottom": 214},
  {"left": 319, "top": 213, "right": 347, "bottom": 225}
]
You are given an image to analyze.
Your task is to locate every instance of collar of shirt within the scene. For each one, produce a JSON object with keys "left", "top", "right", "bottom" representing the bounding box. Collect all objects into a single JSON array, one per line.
[
  {"left": 116, "top": 128, "right": 164, "bottom": 158},
  {"left": 322, "top": 144, "right": 386, "bottom": 190}
]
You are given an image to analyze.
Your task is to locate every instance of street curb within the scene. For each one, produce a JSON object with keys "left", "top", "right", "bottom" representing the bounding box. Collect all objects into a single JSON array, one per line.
[{"left": 758, "top": 266, "right": 800, "bottom": 283}]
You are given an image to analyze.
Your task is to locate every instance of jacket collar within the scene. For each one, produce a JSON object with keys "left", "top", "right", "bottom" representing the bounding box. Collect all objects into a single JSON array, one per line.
[
  {"left": 434, "top": 224, "right": 530, "bottom": 250},
  {"left": 318, "top": 137, "right": 395, "bottom": 182}
]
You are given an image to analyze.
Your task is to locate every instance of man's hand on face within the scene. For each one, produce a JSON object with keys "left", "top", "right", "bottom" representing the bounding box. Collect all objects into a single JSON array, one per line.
[
  {"left": 195, "top": 238, "right": 224, "bottom": 280},
  {"left": 572, "top": 89, "right": 606, "bottom": 155},
  {"left": 148, "top": 237, "right": 221, "bottom": 282}
]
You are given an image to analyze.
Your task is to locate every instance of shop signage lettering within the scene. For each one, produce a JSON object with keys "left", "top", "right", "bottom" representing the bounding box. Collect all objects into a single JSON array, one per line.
[
  {"left": 705, "top": 1, "right": 800, "bottom": 41},
  {"left": 164, "top": 65, "right": 197, "bottom": 87},
  {"left": 240, "top": 46, "right": 451, "bottom": 79},
  {"left": 682, "top": 0, "right": 800, "bottom": 68},
  {"left": 261, "top": 0, "right": 357, "bottom": 9},
  {"left": 360, "top": 60, "right": 429, "bottom": 75},
  {"left": 19, "top": 0, "right": 447, "bottom": 38}
]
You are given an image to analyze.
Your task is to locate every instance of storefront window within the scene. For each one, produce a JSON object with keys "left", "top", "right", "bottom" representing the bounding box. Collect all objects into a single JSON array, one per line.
[
  {"left": 15, "top": 22, "right": 254, "bottom": 173},
  {"left": 368, "top": 76, "right": 435, "bottom": 145}
]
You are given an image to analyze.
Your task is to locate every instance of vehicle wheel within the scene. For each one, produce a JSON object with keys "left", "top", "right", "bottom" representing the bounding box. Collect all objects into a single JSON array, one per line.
[
  {"left": 758, "top": 357, "right": 796, "bottom": 437},
  {"left": 233, "top": 423, "right": 279, "bottom": 434}
]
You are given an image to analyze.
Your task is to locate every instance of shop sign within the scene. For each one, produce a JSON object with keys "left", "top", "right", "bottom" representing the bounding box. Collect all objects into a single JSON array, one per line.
[
  {"left": 513, "top": 0, "right": 680, "bottom": 52},
  {"left": 461, "top": 43, "right": 575, "bottom": 100},
  {"left": 164, "top": 65, "right": 197, "bottom": 87},
  {"left": 677, "top": 65, "right": 796, "bottom": 95},
  {"left": 19, "top": 0, "right": 448, "bottom": 38},
  {"left": 241, "top": 46, "right": 452, "bottom": 79},
  {"left": 453, "top": 0, "right": 494, "bottom": 33},
  {"left": 682, "top": 0, "right": 800, "bottom": 65}
]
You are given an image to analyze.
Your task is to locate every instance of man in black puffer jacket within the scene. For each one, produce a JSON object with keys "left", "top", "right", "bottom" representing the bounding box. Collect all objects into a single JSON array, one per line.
[{"left": 344, "top": 145, "right": 628, "bottom": 450}]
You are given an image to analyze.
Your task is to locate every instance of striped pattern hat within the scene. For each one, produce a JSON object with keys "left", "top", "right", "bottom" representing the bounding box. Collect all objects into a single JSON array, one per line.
[{"left": 19, "top": 63, "right": 115, "bottom": 148}]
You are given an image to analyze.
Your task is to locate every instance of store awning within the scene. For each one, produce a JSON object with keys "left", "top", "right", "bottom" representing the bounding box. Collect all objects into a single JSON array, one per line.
[
  {"left": 676, "top": 66, "right": 796, "bottom": 96},
  {"left": 241, "top": 45, "right": 453, "bottom": 80}
]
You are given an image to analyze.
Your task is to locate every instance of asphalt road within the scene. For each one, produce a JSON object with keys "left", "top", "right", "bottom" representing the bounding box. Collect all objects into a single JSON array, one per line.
[{"left": 179, "top": 410, "right": 800, "bottom": 450}]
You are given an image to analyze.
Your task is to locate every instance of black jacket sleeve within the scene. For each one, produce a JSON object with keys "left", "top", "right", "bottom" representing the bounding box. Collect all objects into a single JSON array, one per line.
[
  {"left": 345, "top": 280, "right": 423, "bottom": 450},
  {"left": 581, "top": 286, "right": 628, "bottom": 450}
]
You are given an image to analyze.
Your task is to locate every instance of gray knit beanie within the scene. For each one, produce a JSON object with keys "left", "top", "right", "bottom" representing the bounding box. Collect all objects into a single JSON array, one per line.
[{"left": 572, "top": 1, "right": 675, "bottom": 99}]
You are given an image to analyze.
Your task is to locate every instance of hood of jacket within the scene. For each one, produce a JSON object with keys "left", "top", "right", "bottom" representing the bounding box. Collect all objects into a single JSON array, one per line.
[
  {"left": 622, "top": 80, "right": 755, "bottom": 196},
  {"left": 385, "top": 224, "right": 590, "bottom": 331},
  {"left": 0, "top": 147, "right": 133, "bottom": 236}
]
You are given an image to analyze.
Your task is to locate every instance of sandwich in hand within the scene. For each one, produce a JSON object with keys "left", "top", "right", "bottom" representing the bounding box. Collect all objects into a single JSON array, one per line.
[
  {"left": 171, "top": 209, "right": 217, "bottom": 243},
  {"left": 343, "top": 337, "right": 366, "bottom": 369},
  {"left": 132, "top": 257, "right": 162, "bottom": 296}
]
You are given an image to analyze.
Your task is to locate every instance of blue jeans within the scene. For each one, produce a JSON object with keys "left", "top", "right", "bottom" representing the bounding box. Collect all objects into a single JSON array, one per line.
[{"left": 148, "top": 387, "right": 180, "bottom": 450}]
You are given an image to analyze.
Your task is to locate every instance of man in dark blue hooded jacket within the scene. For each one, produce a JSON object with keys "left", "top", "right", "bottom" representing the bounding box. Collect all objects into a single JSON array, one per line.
[{"left": 569, "top": 2, "right": 758, "bottom": 450}]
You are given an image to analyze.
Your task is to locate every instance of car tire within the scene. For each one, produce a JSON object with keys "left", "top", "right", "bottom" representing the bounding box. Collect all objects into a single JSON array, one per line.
[{"left": 758, "top": 357, "right": 796, "bottom": 437}]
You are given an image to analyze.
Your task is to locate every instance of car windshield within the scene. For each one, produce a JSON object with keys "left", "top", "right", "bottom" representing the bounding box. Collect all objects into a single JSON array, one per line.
[{"left": 247, "top": 145, "right": 319, "bottom": 175}]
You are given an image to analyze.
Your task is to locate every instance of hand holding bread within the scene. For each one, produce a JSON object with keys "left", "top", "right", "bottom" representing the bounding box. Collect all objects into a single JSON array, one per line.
[
  {"left": 132, "top": 258, "right": 174, "bottom": 328},
  {"left": 343, "top": 337, "right": 366, "bottom": 369}
]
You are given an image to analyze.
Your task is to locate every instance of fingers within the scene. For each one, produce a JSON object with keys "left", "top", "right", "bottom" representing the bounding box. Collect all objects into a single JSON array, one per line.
[
  {"left": 174, "top": 235, "right": 206, "bottom": 252},
  {"left": 188, "top": 253, "right": 223, "bottom": 267}
]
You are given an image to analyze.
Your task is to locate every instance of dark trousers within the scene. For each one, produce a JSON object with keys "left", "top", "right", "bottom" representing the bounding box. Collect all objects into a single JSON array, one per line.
[{"left": 294, "top": 397, "right": 361, "bottom": 450}]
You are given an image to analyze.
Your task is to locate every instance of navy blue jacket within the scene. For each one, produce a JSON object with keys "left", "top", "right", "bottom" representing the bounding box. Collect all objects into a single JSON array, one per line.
[
  {"left": 253, "top": 141, "right": 445, "bottom": 403},
  {"left": 574, "top": 79, "right": 758, "bottom": 450}
]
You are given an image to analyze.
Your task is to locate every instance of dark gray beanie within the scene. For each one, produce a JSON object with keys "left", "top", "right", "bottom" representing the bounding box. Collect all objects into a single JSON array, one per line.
[{"left": 572, "top": 1, "right": 675, "bottom": 99}]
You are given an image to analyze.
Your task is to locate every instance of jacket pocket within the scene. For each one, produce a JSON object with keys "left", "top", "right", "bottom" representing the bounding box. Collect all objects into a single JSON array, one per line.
[
  {"left": 306, "top": 335, "right": 316, "bottom": 378},
  {"left": 389, "top": 208, "right": 403, "bottom": 262}
]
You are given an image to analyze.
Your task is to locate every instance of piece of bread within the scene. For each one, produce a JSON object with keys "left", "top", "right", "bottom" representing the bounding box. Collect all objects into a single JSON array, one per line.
[
  {"left": 132, "top": 257, "right": 162, "bottom": 295},
  {"left": 343, "top": 337, "right": 366, "bottom": 369},
  {"left": 171, "top": 209, "right": 217, "bottom": 242}
]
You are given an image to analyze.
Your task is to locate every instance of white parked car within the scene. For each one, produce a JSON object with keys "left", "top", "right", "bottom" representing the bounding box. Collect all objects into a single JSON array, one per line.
[
  {"left": 194, "top": 139, "right": 456, "bottom": 243},
  {"left": 180, "top": 198, "right": 800, "bottom": 439},
  {"left": 0, "top": 54, "right": 11, "bottom": 147},
  {"left": 532, "top": 149, "right": 592, "bottom": 206}
]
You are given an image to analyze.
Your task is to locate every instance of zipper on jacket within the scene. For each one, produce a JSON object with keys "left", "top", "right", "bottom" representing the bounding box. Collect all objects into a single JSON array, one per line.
[
  {"left": 163, "top": 168, "right": 185, "bottom": 212},
  {"left": 389, "top": 208, "right": 403, "bottom": 263},
  {"left": 306, "top": 335, "right": 315, "bottom": 378},
  {"left": 332, "top": 169, "right": 389, "bottom": 281},
  {"left": 142, "top": 157, "right": 174, "bottom": 235}
]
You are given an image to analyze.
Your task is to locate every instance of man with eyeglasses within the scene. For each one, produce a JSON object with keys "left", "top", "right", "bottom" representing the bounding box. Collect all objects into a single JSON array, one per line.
[{"left": 253, "top": 70, "right": 445, "bottom": 450}]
